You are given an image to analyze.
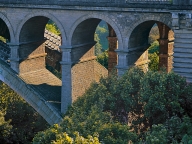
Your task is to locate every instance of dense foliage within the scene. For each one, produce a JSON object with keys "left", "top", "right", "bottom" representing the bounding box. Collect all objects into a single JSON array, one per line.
[
  {"left": 0, "top": 36, "right": 6, "bottom": 43},
  {"left": 33, "top": 67, "right": 192, "bottom": 143},
  {"left": 96, "top": 50, "right": 108, "bottom": 69},
  {"left": 94, "top": 21, "right": 109, "bottom": 56},
  {"left": 148, "top": 40, "right": 159, "bottom": 71},
  {"left": 46, "top": 20, "right": 60, "bottom": 36},
  {"left": 33, "top": 124, "right": 100, "bottom": 144},
  {"left": 0, "top": 82, "right": 48, "bottom": 143},
  {"left": 148, "top": 25, "right": 160, "bottom": 71},
  {"left": 0, "top": 111, "right": 12, "bottom": 143}
]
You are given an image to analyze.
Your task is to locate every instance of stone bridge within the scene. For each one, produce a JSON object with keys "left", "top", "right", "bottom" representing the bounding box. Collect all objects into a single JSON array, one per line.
[{"left": 0, "top": 0, "right": 191, "bottom": 124}]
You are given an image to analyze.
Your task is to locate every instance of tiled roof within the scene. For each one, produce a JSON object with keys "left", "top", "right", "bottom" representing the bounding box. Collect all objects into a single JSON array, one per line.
[{"left": 44, "top": 29, "right": 61, "bottom": 52}]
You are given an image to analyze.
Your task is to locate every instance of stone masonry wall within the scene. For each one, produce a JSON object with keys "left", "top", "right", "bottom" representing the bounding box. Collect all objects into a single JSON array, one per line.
[
  {"left": 19, "top": 41, "right": 46, "bottom": 73},
  {"left": 71, "top": 46, "right": 108, "bottom": 101},
  {"left": 72, "top": 59, "right": 108, "bottom": 101}
]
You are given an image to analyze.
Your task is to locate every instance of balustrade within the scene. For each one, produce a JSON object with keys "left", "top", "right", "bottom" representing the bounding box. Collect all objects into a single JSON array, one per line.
[{"left": 0, "top": 0, "right": 172, "bottom": 5}]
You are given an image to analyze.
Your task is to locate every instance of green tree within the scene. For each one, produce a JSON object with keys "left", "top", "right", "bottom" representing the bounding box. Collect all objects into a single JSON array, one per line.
[
  {"left": 94, "top": 33, "right": 102, "bottom": 56},
  {"left": 46, "top": 20, "right": 60, "bottom": 36},
  {"left": 0, "top": 36, "right": 6, "bottom": 43},
  {"left": 33, "top": 70, "right": 138, "bottom": 143},
  {"left": 33, "top": 67, "right": 192, "bottom": 143},
  {"left": 33, "top": 124, "right": 100, "bottom": 144},
  {"left": 96, "top": 50, "right": 108, "bottom": 69},
  {"left": 95, "top": 21, "right": 109, "bottom": 51},
  {"left": 94, "top": 21, "right": 109, "bottom": 56},
  {"left": 0, "top": 82, "right": 48, "bottom": 143},
  {"left": 0, "top": 111, "right": 12, "bottom": 143},
  {"left": 148, "top": 41, "right": 159, "bottom": 71}
]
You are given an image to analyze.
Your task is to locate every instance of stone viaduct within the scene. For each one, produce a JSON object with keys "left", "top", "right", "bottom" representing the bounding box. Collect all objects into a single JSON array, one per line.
[{"left": 0, "top": 0, "right": 191, "bottom": 124}]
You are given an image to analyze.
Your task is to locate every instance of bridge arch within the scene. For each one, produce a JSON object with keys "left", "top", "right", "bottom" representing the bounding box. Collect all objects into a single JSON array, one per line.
[
  {"left": 0, "top": 12, "right": 15, "bottom": 42},
  {"left": 15, "top": 12, "right": 66, "bottom": 44},
  {"left": 127, "top": 14, "right": 172, "bottom": 49},
  {"left": 11, "top": 12, "right": 63, "bottom": 115},
  {"left": 127, "top": 14, "right": 173, "bottom": 72},
  {"left": 68, "top": 13, "right": 123, "bottom": 49}
]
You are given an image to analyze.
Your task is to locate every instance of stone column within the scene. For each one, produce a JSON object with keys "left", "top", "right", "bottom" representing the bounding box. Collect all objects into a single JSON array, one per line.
[
  {"left": 8, "top": 43, "right": 20, "bottom": 73},
  {"left": 107, "top": 24, "right": 118, "bottom": 74},
  {"left": 157, "top": 23, "right": 174, "bottom": 72},
  {"left": 60, "top": 42, "right": 97, "bottom": 114},
  {"left": 158, "top": 39, "right": 173, "bottom": 72},
  {"left": 60, "top": 46, "right": 73, "bottom": 114},
  {"left": 108, "top": 37, "right": 118, "bottom": 73},
  {"left": 116, "top": 50, "right": 128, "bottom": 76}
]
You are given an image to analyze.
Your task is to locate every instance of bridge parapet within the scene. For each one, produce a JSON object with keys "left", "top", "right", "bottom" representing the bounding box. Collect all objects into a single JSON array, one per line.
[
  {"left": 2, "top": 0, "right": 192, "bottom": 9},
  {"left": 0, "top": 0, "right": 172, "bottom": 6},
  {"left": 0, "top": 0, "right": 171, "bottom": 4},
  {"left": 3, "top": 0, "right": 192, "bottom": 10},
  {"left": 127, "top": 0, "right": 171, "bottom": 4}
]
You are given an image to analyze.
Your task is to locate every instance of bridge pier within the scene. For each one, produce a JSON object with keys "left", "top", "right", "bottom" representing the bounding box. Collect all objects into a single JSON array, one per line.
[
  {"left": 9, "top": 43, "right": 19, "bottom": 73},
  {"left": 108, "top": 37, "right": 118, "bottom": 73},
  {"left": 108, "top": 24, "right": 118, "bottom": 73},
  {"left": 60, "top": 42, "right": 107, "bottom": 113},
  {"left": 116, "top": 51, "right": 128, "bottom": 76},
  {"left": 60, "top": 46, "right": 73, "bottom": 113},
  {"left": 157, "top": 23, "right": 174, "bottom": 72}
]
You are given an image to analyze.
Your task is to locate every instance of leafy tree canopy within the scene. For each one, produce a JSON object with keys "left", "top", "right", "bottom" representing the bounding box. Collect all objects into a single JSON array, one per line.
[
  {"left": 0, "top": 82, "right": 48, "bottom": 143},
  {"left": 33, "top": 67, "right": 192, "bottom": 143},
  {"left": 0, "top": 111, "right": 12, "bottom": 143}
]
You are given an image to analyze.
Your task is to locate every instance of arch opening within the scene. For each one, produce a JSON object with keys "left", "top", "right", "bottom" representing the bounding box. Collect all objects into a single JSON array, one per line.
[
  {"left": 70, "top": 18, "right": 118, "bottom": 101},
  {"left": 0, "top": 18, "right": 10, "bottom": 42},
  {"left": 0, "top": 18, "right": 11, "bottom": 66},
  {"left": 18, "top": 16, "right": 62, "bottom": 112},
  {"left": 128, "top": 20, "right": 174, "bottom": 72}
]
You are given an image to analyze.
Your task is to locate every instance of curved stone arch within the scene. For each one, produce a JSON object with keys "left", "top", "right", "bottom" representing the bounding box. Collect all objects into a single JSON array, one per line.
[
  {"left": 0, "top": 12, "right": 15, "bottom": 42},
  {"left": 126, "top": 14, "right": 172, "bottom": 48},
  {"left": 15, "top": 12, "right": 66, "bottom": 44},
  {"left": 68, "top": 13, "right": 123, "bottom": 49}
]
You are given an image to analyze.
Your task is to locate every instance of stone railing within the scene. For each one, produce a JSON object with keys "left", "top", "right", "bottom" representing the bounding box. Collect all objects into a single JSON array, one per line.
[
  {"left": 126, "top": 0, "right": 171, "bottom": 4},
  {"left": 0, "top": 0, "right": 191, "bottom": 7},
  {"left": 0, "top": 0, "right": 172, "bottom": 5}
]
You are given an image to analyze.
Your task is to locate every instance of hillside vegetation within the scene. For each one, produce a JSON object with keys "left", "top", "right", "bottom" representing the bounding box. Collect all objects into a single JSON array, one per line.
[{"left": 33, "top": 67, "right": 192, "bottom": 143}]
